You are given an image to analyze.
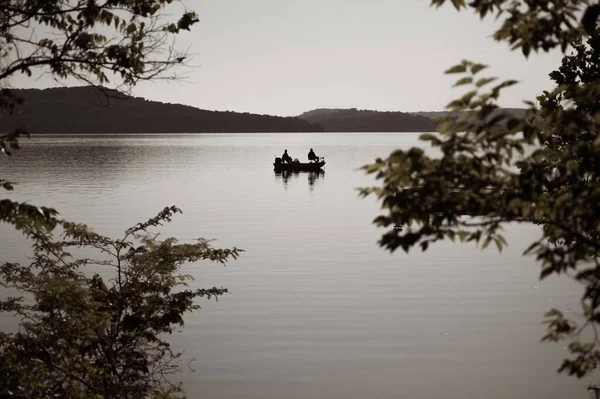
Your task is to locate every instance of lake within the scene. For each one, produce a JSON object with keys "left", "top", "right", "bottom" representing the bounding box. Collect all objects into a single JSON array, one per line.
[{"left": 0, "top": 132, "right": 591, "bottom": 398}]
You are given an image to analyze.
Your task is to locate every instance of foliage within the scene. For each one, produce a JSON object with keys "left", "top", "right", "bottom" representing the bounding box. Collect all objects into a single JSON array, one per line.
[
  {"left": 431, "top": 0, "right": 595, "bottom": 55},
  {"left": 0, "top": 3, "right": 241, "bottom": 397},
  {"left": 359, "top": 0, "right": 600, "bottom": 381},
  {"left": 0, "top": 0, "right": 199, "bottom": 228},
  {"left": 0, "top": 206, "right": 242, "bottom": 398},
  {"left": 0, "top": 0, "right": 197, "bottom": 86}
]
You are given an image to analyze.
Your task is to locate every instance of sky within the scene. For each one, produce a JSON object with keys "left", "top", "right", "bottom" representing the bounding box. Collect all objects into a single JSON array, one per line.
[{"left": 10, "top": 0, "right": 567, "bottom": 117}]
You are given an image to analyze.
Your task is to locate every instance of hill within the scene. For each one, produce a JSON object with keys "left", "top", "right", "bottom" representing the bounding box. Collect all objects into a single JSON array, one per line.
[
  {"left": 0, "top": 86, "right": 323, "bottom": 134},
  {"left": 297, "top": 108, "right": 436, "bottom": 132},
  {"left": 296, "top": 108, "right": 530, "bottom": 132},
  {"left": 0, "top": 87, "right": 531, "bottom": 134},
  {"left": 410, "top": 108, "right": 528, "bottom": 120}
]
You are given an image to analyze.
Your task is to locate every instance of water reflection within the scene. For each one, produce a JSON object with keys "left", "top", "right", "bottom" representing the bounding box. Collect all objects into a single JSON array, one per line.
[{"left": 274, "top": 170, "right": 325, "bottom": 190}]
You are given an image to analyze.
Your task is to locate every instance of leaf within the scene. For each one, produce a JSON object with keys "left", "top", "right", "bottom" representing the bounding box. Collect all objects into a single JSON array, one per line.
[
  {"left": 457, "top": 231, "right": 468, "bottom": 242},
  {"left": 522, "top": 43, "right": 531, "bottom": 58},
  {"left": 436, "top": 119, "right": 454, "bottom": 133},
  {"left": 494, "top": 237, "right": 503, "bottom": 252},
  {"left": 544, "top": 309, "right": 563, "bottom": 318},
  {"left": 460, "top": 90, "right": 477, "bottom": 104},
  {"left": 493, "top": 80, "right": 520, "bottom": 91},
  {"left": 470, "top": 63, "right": 488, "bottom": 74},
  {"left": 419, "top": 133, "right": 442, "bottom": 145},
  {"left": 445, "top": 64, "right": 467, "bottom": 74},
  {"left": 582, "top": 300, "right": 592, "bottom": 317},
  {"left": 450, "top": 0, "right": 465, "bottom": 10},
  {"left": 453, "top": 77, "right": 473, "bottom": 87},
  {"left": 481, "top": 235, "right": 492, "bottom": 249},
  {"left": 475, "top": 77, "right": 497, "bottom": 88}
]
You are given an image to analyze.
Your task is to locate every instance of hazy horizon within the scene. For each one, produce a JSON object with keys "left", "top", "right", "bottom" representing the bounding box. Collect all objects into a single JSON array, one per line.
[{"left": 7, "top": 0, "right": 565, "bottom": 117}]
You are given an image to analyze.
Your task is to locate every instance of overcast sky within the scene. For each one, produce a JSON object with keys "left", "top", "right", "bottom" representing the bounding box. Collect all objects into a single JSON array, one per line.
[{"left": 12, "top": 0, "right": 566, "bottom": 117}]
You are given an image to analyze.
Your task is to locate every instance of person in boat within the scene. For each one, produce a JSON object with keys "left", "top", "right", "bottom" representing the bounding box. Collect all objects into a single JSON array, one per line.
[
  {"left": 308, "top": 148, "right": 319, "bottom": 163},
  {"left": 281, "top": 149, "right": 292, "bottom": 163}
]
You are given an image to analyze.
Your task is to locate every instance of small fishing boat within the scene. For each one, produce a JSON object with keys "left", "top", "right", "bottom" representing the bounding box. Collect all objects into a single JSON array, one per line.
[{"left": 273, "top": 156, "right": 326, "bottom": 172}]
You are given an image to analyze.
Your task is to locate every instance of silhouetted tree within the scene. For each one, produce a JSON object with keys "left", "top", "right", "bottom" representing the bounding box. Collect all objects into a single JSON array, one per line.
[
  {"left": 0, "top": 206, "right": 242, "bottom": 397},
  {"left": 360, "top": 0, "right": 600, "bottom": 384},
  {"left": 0, "top": 3, "right": 243, "bottom": 397},
  {"left": 0, "top": 0, "right": 200, "bottom": 228}
]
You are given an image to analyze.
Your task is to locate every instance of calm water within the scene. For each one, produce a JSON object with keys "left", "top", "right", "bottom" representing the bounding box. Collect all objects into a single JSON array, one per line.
[{"left": 0, "top": 133, "right": 592, "bottom": 398}]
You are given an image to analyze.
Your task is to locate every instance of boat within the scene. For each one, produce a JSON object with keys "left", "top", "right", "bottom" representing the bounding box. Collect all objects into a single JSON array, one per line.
[{"left": 273, "top": 156, "right": 326, "bottom": 172}]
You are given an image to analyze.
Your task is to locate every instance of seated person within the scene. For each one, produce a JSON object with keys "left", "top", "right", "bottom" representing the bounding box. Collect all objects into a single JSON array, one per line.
[
  {"left": 282, "top": 149, "right": 292, "bottom": 163},
  {"left": 308, "top": 148, "right": 319, "bottom": 163}
]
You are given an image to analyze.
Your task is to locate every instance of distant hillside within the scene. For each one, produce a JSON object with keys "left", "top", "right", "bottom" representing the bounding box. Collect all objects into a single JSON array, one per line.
[
  {"left": 0, "top": 88, "right": 531, "bottom": 134},
  {"left": 410, "top": 108, "right": 528, "bottom": 120},
  {"left": 0, "top": 86, "right": 323, "bottom": 134},
  {"left": 296, "top": 108, "right": 530, "bottom": 132},
  {"left": 297, "top": 108, "right": 436, "bottom": 132},
  {"left": 298, "top": 108, "right": 348, "bottom": 120}
]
